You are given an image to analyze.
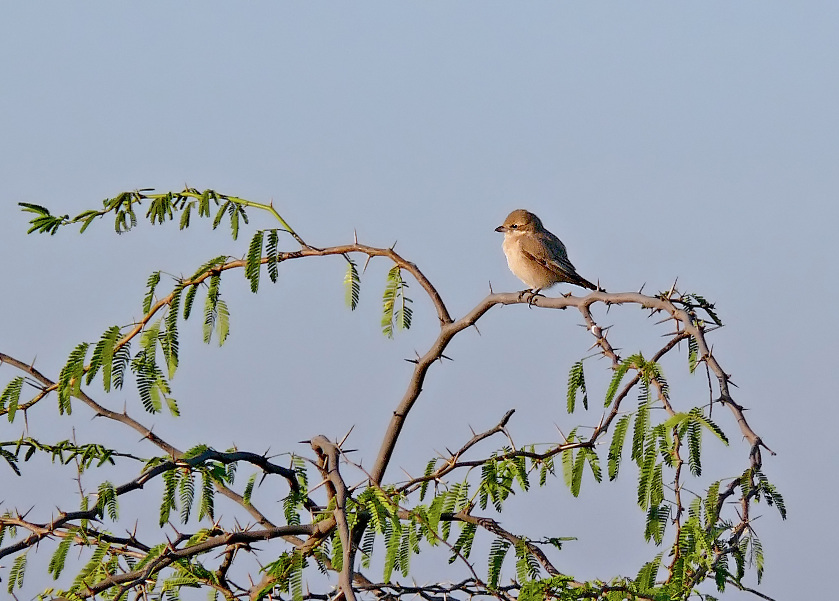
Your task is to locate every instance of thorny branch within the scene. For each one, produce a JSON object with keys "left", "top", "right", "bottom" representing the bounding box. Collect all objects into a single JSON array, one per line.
[{"left": 0, "top": 225, "right": 778, "bottom": 600}]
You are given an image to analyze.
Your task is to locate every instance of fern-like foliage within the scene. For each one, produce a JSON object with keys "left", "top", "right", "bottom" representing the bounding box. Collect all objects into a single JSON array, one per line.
[
  {"left": 69, "top": 540, "right": 112, "bottom": 593},
  {"left": 267, "top": 229, "right": 280, "bottom": 283},
  {"left": 47, "top": 528, "right": 76, "bottom": 580},
  {"left": 566, "top": 360, "right": 587, "bottom": 413},
  {"left": 514, "top": 540, "right": 541, "bottom": 583},
  {"left": 344, "top": 258, "right": 361, "bottom": 310},
  {"left": 687, "top": 334, "right": 699, "bottom": 373},
  {"left": 381, "top": 265, "right": 412, "bottom": 338},
  {"left": 143, "top": 270, "right": 161, "bottom": 313},
  {"left": 604, "top": 356, "right": 633, "bottom": 407},
  {"left": 644, "top": 504, "right": 670, "bottom": 545},
  {"left": 1, "top": 377, "right": 24, "bottom": 423},
  {"left": 608, "top": 414, "right": 631, "bottom": 481},
  {"left": 754, "top": 470, "right": 787, "bottom": 519},
  {"left": 87, "top": 325, "right": 121, "bottom": 389},
  {"left": 96, "top": 481, "right": 119, "bottom": 521},
  {"left": 179, "top": 468, "right": 196, "bottom": 524},
  {"left": 681, "top": 292, "right": 724, "bottom": 326},
  {"left": 487, "top": 537, "right": 511, "bottom": 590},
  {"left": 57, "top": 342, "right": 89, "bottom": 415},
  {"left": 245, "top": 230, "right": 264, "bottom": 293}
]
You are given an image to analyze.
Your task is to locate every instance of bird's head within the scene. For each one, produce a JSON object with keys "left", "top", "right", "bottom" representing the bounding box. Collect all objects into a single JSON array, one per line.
[{"left": 494, "top": 209, "right": 543, "bottom": 234}]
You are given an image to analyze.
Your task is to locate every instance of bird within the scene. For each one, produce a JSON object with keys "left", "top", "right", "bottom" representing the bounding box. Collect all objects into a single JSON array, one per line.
[{"left": 495, "top": 209, "right": 598, "bottom": 294}]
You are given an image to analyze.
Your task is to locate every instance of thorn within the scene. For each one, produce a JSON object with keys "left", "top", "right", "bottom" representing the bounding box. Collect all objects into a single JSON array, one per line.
[
  {"left": 362, "top": 255, "right": 372, "bottom": 274},
  {"left": 308, "top": 478, "right": 329, "bottom": 494},
  {"left": 666, "top": 277, "right": 679, "bottom": 299},
  {"left": 353, "top": 229, "right": 358, "bottom": 244},
  {"left": 638, "top": 282, "right": 646, "bottom": 294},
  {"left": 488, "top": 281, "right": 494, "bottom": 294},
  {"left": 404, "top": 358, "right": 418, "bottom": 364},
  {"left": 471, "top": 323, "right": 481, "bottom": 336},
  {"left": 390, "top": 240, "right": 398, "bottom": 250},
  {"left": 439, "top": 354, "right": 453, "bottom": 362},
  {"left": 338, "top": 426, "right": 354, "bottom": 448}
]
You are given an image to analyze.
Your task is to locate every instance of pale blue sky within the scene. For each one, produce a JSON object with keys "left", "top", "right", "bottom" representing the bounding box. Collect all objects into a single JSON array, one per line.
[{"left": 1, "top": 3, "right": 837, "bottom": 599}]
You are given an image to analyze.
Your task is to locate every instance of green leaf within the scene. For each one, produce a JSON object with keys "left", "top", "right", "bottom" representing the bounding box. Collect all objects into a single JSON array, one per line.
[
  {"left": 111, "top": 340, "right": 131, "bottom": 390},
  {"left": 449, "top": 522, "right": 477, "bottom": 564},
  {"left": 687, "top": 418, "right": 702, "bottom": 477},
  {"left": 687, "top": 408, "right": 729, "bottom": 445},
  {"left": 420, "top": 458, "right": 437, "bottom": 501},
  {"left": 1, "top": 377, "right": 24, "bottom": 423},
  {"left": 566, "top": 360, "right": 587, "bottom": 413},
  {"left": 487, "top": 538, "right": 511, "bottom": 590},
  {"left": 381, "top": 265, "right": 412, "bottom": 337},
  {"left": 687, "top": 335, "right": 699, "bottom": 373},
  {"left": 160, "top": 468, "right": 177, "bottom": 526},
  {"left": 183, "top": 283, "right": 199, "bottom": 321},
  {"left": 755, "top": 471, "right": 787, "bottom": 519},
  {"left": 198, "top": 470, "right": 215, "bottom": 521},
  {"left": 584, "top": 447, "right": 602, "bottom": 483},
  {"left": 604, "top": 358, "right": 632, "bottom": 407},
  {"left": 203, "top": 273, "right": 221, "bottom": 344},
  {"left": 97, "top": 480, "right": 119, "bottom": 521},
  {"left": 267, "top": 229, "right": 280, "bottom": 283},
  {"left": 344, "top": 259, "right": 361, "bottom": 310},
  {"left": 57, "top": 342, "right": 90, "bottom": 415},
  {"left": 212, "top": 200, "right": 229, "bottom": 231},
  {"left": 47, "top": 528, "right": 75, "bottom": 580},
  {"left": 330, "top": 528, "right": 344, "bottom": 572},
  {"left": 143, "top": 271, "right": 162, "bottom": 314},
  {"left": 637, "top": 439, "right": 657, "bottom": 510},
  {"left": 570, "top": 447, "right": 586, "bottom": 496},
  {"left": 608, "top": 414, "right": 631, "bottom": 481},
  {"left": 179, "top": 469, "right": 196, "bottom": 523},
  {"left": 290, "top": 550, "right": 303, "bottom": 601},
  {"left": 243, "top": 473, "right": 257, "bottom": 506},
  {"left": 634, "top": 553, "right": 662, "bottom": 589},
  {"left": 631, "top": 391, "right": 650, "bottom": 466},
  {"left": 381, "top": 266, "right": 399, "bottom": 338},
  {"left": 245, "top": 230, "right": 264, "bottom": 293},
  {"left": 179, "top": 200, "right": 193, "bottom": 229},
  {"left": 216, "top": 299, "right": 230, "bottom": 346},
  {"left": 7, "top": 552, "right": 26, "bottom": 593},
  {"left": 88, "top": 325, "right": 121, "bottom": 388},
  {"left": 1, "top": 448, "right": 20, "bottom": 475}
]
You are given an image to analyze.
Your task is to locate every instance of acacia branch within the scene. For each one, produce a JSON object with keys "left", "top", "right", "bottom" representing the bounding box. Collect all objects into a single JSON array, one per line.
[{"left": 310, "top": 435, "right": 357, "bottom": 601}]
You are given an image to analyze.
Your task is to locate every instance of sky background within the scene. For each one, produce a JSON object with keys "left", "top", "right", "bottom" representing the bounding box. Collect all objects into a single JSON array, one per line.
[{"left": 1, "top": 3, "right": 837, "bottom": 599}]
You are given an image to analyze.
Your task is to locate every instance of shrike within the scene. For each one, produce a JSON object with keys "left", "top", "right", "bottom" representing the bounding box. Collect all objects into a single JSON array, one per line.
[{"left": 495, "top": 209, "right": 598, "bottom": 293}]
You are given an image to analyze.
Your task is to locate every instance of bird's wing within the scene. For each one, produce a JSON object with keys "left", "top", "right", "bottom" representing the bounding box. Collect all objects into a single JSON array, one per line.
[
  {"left": 522, "top": 232, "right": 597, "bottom": 290},
  {"left": 537, "top": 232, "right": 578, "bottom": 275}
]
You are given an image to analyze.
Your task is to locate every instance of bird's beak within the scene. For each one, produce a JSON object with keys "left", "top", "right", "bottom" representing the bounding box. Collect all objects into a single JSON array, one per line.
[{"left": 494, "top": 225, "right": 507, "bottom": 233}]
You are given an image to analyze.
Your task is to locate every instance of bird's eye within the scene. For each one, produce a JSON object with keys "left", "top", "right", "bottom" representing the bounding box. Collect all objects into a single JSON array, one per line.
[{"left": 510, "top": 224, "right": 518, "bottom": 229}]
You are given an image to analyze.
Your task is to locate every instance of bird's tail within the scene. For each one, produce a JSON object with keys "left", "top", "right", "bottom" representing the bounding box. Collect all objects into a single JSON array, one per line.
[{"left": 574, "top": 273, "right": 602, "bottom": 291}]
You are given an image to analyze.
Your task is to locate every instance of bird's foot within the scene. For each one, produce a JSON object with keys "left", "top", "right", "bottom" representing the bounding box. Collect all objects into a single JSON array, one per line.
[{"left": 519, "top": 288, "right": 543, "bottom": 307}]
